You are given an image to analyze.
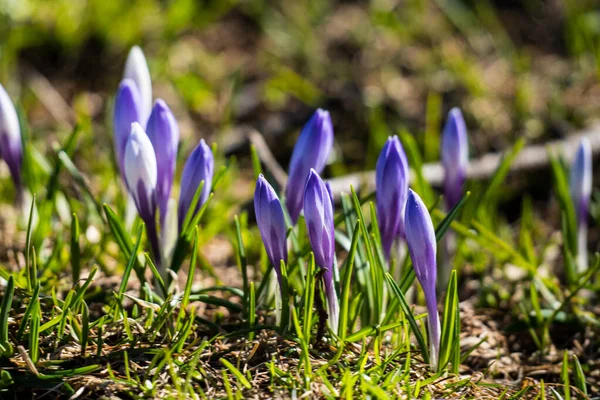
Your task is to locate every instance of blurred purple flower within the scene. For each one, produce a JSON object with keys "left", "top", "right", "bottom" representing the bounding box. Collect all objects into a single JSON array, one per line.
[
  {"left": 146, "top": 99, "right": 179, "bottom": 224},
  {"left": 570, "top": 137, "right": 592, "bottom": 272},
  {"left": 441, "top": 108, "right": 468, "bottom": 210},
  {"left": 285, "top": 109, "right": 333, "bottom": 224},
  {"left": 254, "top": 174, "right": 288, "bottom": 285},
  {"left": 405, "top": 189, "right": 441, "bottom": 369},
  {"left": 304, "top": 169, "right": 339, "bottom": 334},
  {"left": 178, "top": 139, "right": 214, "bottom": 230},
  {"left": 114, "top": 79, "right": 142, "bottom": 175},
  {"left": 0, "top": 83, "right": 23, "bottom": 194},
  {"left": 376, "top": 136, "right": 409, "bottom": 260}
]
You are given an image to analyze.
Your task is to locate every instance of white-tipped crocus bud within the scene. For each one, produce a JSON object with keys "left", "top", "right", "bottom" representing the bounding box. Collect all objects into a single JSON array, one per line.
[
  {"left": 254, "top": 174, "right": 288, "bottom": 286},
  {"left": 285, "top": 109, "right": 334, "bottom": 224},
  {"left": 570, "top": 138, "right": 592, "bottom": 272},
  {"left": 146, "top": 99, "right": 179, "bottom": 223},
  {"left": 114, "top": 79, "right": 142, "bottom": 175},
  {"left": 123, "top": 122, "right": 158, "bottom": 224},
  {"left": 304, "top": 169, "right": 339, "bottom": 334},
  {"left": 441, "top": 108, "right": 468, "bottom": 210},
  {"left": 124, "top": 46, "right": 152, "bottom": 124},
  {"left": 405, "top": 189, "right": 441, "bottom": 370},
  {"left": 0, "top": 83, "right": 23, "bottom": 192},
  {"left": 376, "top": 136, "right": 409, "bottom": 260},
  {"left": 178, "top": 139, "right": 214, "bottom": 230}
]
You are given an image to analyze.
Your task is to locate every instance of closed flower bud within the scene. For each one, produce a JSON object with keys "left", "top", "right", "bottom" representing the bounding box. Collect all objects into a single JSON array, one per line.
[
  {"left": 146, "top": 99, "right": 179, "bottom": 223},
  {"left": 285, "top": 109, "right": 334, "bottom": 224},
  {"left": 114, "top": 79, "right": 142, "bottom": 175},
  {"left": 123, "top": 122, "right": 158, "bottom": 224},
  {"left": 124, "top": 46, "right": 152, "bottom": 124},
  {"left": 441, "top": 108, "right": 468, "bottom": 210},
  {"left": 304, "top": 169, "right": 339, "bottom": 334},
  {"left": 570, "top": 138, "right": 592, "bottom": 227},
  {"left": 0, "top": 83, "right": 23, "bottom": 192},
  {"left": 254, "top": 174, "right": 288, "bottom": 284},
  {"left": 405, "top": 189, "right": 441, "bottom": 370},
  {"left": 570, "top": 138, "right": 592, "bottom": 272},
  {"left": 178, "top": 139, "right": 214, "bottom": 230},
  {"left": 376, "top": 136, "right": 409, "bottom": 260}
]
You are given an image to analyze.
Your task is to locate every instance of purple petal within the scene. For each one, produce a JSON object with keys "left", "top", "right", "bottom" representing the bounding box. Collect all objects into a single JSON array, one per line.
[
  {"left": 114, "top": 79, "right": 142, "bottom": 175},
  {"left": 376, "top": 136, "right": 409, "bottom": 259},
  {"left": 254, "top": 175, "right": 288, "bottom": 284},
  {"left": 285, "top": 109, "right": 334, "bottom": 223},
  {"left": 146, "top": 99, "right": 179, "bottom": 223},
  {"left": 178, "top": 139, "right": 214, "bottom": 230},
  {"left": 441, "top": 108, "right": 468, "bottom": 210}
]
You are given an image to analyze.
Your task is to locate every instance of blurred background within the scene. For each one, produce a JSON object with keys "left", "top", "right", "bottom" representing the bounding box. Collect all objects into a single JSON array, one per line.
[{"left": 1, "top": 0, "right": 600, "bottom": 181}]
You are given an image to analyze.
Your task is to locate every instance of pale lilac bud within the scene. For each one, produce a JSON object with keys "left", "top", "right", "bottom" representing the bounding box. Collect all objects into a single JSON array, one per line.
[
  {"left": 304, "top": 169, "right": 339, "bottom": 334},
  {"left": 570, "top": 138, "right": 592, "bottom": 272},
  {"left": 178, "top": 140, "right": 214, "bottom": 230},
  {"left": 570, "top": 138, "right": 592, "bottom": 227},
  {"left": 441, "top": 108, "right": 468, "bottom": 210},
  {"left": 254, "top": 175, "right": 287, "bottom": 284},
  {"left": 285, "top": 109, "right": 334, "bottom": 224},
  {"left": 146, "top": 99, "right": 179, "bottom": 223},
  {"left": 376, "top": 136, "right": 409, "bottom": 260},
  {"left": 405, "top": 189, "right": 441, "bottom": 369},
  {"left": 0, "top": 83, "right": 23, "bottom": 191},
  {"left": 114, "top": 79, "right": 142, "bottom": 176},
  {"left": 123, "top": 122, "right": 157, "bottom": 224},
  {"left": 123, "top": 46, "right": 152, "bottom": 124}
]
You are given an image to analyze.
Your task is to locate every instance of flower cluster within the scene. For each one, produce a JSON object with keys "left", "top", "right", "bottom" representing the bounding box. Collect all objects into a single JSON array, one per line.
[{"left": 113, "top": 47, "right": 214, "bottom": 268}]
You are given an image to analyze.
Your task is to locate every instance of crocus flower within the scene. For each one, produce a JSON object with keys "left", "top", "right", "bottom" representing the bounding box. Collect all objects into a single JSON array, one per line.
[
  {"left": 570, "top": 138, "right": 592, "bottom": 272},
  {"left": 178, "top": 139, "right": 214, "bottom": 230},
  {"left": 114, "top": 79, "right": 142, "bottom": 175},
  {"left": 304, "top": 169, "right": 339, "bottom": 334},
  {"left": 285, "top": 109, "right": 334, "bottom": 224},
  {"left": 376, "top": 136, "right": 409, "bottom": 260},
  {"left": 254, "top": 174, "right": 288, "bottom": 285},
  {"left": 123, "top": 122, "right": 160, "bottom": 261},
  {"left": 0, "top": 83, "right": 23, "bottom": 195},
  {"left": 146, "top": 99, "right": 179, "bottom": 224},
  {"left": 405, "top": 189, "right": 441, "bottom": 370},
  {"left": 441, "top": 108, "right": 468, "bottom": 210},
  {"left": 124, "top": 46, "right": 152, "bottom": 124}
]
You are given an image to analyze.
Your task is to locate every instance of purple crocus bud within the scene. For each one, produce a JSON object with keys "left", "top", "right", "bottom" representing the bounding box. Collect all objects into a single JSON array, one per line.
[
  {"left": 441, "top": 108, "right": 468, "bottom": 210},
  {"left": 124, "top": 46, "right": 152, "bottom": 124},
  {"left": 178, "top": 139, "right": 214, "bottom": 230},
  {"left": 376, "top": 136, "right": 409, "bottom": 260},
  {"left": 0, "top": 83, "right": 23, "bottom": 193},
  {"left": 285, "top": 109, "right": 334, "bottom": 224},
  {"left": 570, "top": 138, "right": 592, "bottom": 272},
  {"left": 146, "top": 99, "right": 179, "bottom": 224},
  {"left": 114, "top": 79, "right": 142, "bottom": 175},
  {"left": 405, "top": 189, "right": 441, "bottom": 370},
  {"left": 304, "top": 169, "right": 339, "bottom": 334},
  {"left": 254, "top": 175, "right": 288, "bottom": 285},
  {"left": 123, "top": 122, "right": 157, "bottom": 224}
]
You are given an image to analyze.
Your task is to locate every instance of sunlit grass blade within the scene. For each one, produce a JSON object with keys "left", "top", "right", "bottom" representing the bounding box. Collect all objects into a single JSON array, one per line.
[
  {"left": 339, "top": 222, "right": 360, "bottom": 342},
  {"left": 234, "top": 215, "right": 248, "bottom": 315},
  {"left": 438, "top": 270, "right": 459, "bottom": 371},
  {"left": 0, "top": 275, "right": 15, "bottom": 355},
  {"left": 220, "top": 358, "right": 251, "bottom": 390},
  {"left": 118, "top": 225, "right": 144, "bottom": 298},
  {"left": 385, "top": 273, "right": 429, "bottom": 364},
  {"left": 572, "top": 355, "right": 587, "bottom": 396},
  {"left": 71, "top": 213, "right": 81, "bottom": 283}
]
